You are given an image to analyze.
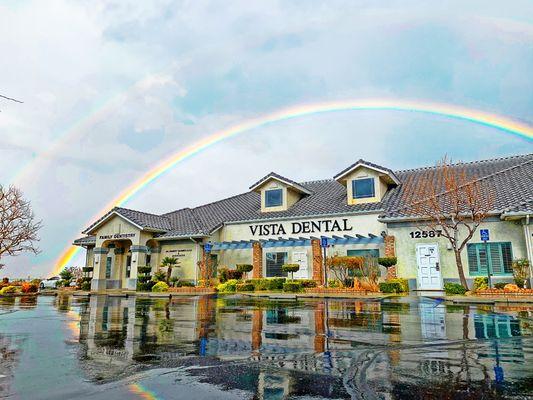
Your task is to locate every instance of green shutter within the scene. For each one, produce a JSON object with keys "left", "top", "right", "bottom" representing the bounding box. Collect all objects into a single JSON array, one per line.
[
  {"left": 467, "top": 244, "right": 479, "bottom": 274},
  {"left": 467, "top": 242, "right": 513, "bottom": 276}
]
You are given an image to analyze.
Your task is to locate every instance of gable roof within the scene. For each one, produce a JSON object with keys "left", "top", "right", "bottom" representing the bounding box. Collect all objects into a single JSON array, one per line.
[
  {"left": 77, "top": 153, "right": 533, "bottom": 242},
  {"left": 82, "top": 207, "right": 171, "bottom": 234},
  {"left": 249, "top": 172, "right": 312, "bottom": 195},
  {"left": 334, "top": 159, "right": 401, "bottom": 185}
]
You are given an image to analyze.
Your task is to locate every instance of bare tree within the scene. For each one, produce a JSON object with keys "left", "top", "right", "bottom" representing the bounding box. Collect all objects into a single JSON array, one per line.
[
  {"left": 406, "top": 156, "right": 494, "bottom": 289},
  {"left": 0, "top": 185, "right": 42, "bottom": 265}
]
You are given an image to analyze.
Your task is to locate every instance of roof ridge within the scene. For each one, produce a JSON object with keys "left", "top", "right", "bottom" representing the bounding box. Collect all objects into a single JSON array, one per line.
[
  {"left": 161, "top": 207, "right": 191, "bottom": 217},
  {"left": 115, "top": 206, "right": 168, "bottom": 219},
  {"left": 395, "top": 152, "right": 533, "bottom": 173}
]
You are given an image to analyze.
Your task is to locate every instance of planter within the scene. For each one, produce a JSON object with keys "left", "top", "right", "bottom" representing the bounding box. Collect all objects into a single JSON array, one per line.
[
  {"left": 475, "top": 288, "right": 533, "bottom": 296},
  {"left": 168, "top": 287, "right": 215, "bottom": 293},
  {"left": 304, "top": 287, "right": 380, "bottom": 295}
]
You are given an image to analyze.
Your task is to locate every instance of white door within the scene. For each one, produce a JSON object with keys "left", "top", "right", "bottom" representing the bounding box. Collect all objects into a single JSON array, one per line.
[
  {"left": 292, "top": 251, "right": 309, "bottom": 279},
  {"left": 416, "top": 244, "right": 442, "bottom": 290}
]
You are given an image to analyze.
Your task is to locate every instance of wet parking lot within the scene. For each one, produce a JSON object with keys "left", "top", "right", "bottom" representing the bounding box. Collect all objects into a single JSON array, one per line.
[{"left": 0, "top": 294, "right": 531, "bottom": 399}]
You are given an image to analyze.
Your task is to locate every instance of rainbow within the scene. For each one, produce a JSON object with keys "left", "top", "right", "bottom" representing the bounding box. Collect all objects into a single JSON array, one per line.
[
  {"left": 53, "top": 99, "right": 533, "bottom": 274},
  {"left": 128, "top": 383, "right": 160, "bottom": 400}
]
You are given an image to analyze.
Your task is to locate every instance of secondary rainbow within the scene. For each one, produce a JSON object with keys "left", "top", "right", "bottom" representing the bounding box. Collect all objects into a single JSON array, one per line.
[{"left": 53, "top": 99, "right": 533, "bottom": 274}]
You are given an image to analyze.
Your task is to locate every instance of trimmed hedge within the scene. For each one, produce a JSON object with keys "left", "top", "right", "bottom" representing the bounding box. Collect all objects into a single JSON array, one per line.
[
  {"left": 283, "top": 281, "right": 303, "bottom": 292},
  {"left": 217, "top": 279, "right": 239, "bottom": 293},
  {"left": 387, "top": 278, "right": 409, "bottom": 293},
  {"left": 236, "top": 264, "right": 253, "bottom": 273},
  {"left": 494, "top": 282, "right": 507, "bottom": 289},
  {"left": 378, "top": 257, "right": 397, "bottom": 268},
  {"left": 137, "top": 281, "right": 155, "bottom": 292},
  {"left": 379, "top": 282, "right": 402, "bottom": 293},
  {"left": 299, "top": 279, "right": 317, "bottom": 288},
  {"left": 444, "top": 282, "right": 467, "bottom": 295},
  {"left": 138, "top": 266, "right": 152, "bottom": 274},
  {"left": 247, "top": 277, "right": 286, "bottom": 291},
  {"left": 236, "top": 283, "right": 254, "bottom": 292}
]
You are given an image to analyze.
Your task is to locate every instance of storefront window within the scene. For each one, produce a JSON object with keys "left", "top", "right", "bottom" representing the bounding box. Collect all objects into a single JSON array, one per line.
[
  {"left": 467, "top": 242, "right": 513, "bottom": 275},
  {"left": 352, "top": 178, "right": 375, "bottom": 198},
  {"left": 265, "top": 189, "right": 283, "bottom": 207},
  {"left": 266, "top": 252, "right": 288, "bottom": 277}
]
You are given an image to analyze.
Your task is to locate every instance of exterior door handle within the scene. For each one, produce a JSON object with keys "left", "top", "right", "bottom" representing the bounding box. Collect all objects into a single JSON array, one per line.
[{"left": 435, "top": 262, "right": 440, "bottom": 271}]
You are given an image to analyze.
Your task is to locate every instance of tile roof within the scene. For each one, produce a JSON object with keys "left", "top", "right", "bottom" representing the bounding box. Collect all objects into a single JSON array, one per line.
[
  {"left": 77, "top": 153, "right": 533, "bottom": 241},
  {"left": 249, "top": 171, "right": 312, "bottom": 194},
  {"left": 73, "top": 235, "right": 96, "bottom": 245}
]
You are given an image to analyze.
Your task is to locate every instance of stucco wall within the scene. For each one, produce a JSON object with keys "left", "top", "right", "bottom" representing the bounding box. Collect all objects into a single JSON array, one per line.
[
  {"left": 388, "top": 219, "right": 527, "bottom": 282},
  {"left": 159, "top": 240, "right": 199, "bottom": 281}
]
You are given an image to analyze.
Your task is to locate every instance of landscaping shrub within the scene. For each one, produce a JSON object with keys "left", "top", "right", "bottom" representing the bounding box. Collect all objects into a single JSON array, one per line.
[
  {"left": 138, "top": 266, "right": 152, "bottom": 274},
  {"left": 283, "top": 281, "right": 303, "bottom": 292},
  {"left": 387, "top": 278, "right": 409, "bottom": 293},
  {"left": 169, "top": 276, "right": 180, "bottom": 287},
  {"left": 512, "top": 258, "right": 530, "bottom": 288},
  {"left": 152, "top": 281, "right": 169, "bottom": 292},
  {"left": 504, "top": 283, "right": 519, "bottom": 292},
  {"left": 299, "top": 279, "right": 317, "bottom": 288},
  {"left": 247, "top": 277, "right": 286, "bottom": 291},
  {"left": 328, "top": 280, "right": 341, "bottom": 288},
  {"left": 152, "top": 270, "right": 167, "bottom": 282},
  {"left": 81, "top": 281, "right": 91, "bottom": 291},
  {"left": 82, "top": 267, "right": 93, "bottom": 273},
  {"left": 473, "top": 277, "right": 488, "bottom": 291},
  {"left": 444, "top": 282, "right": 467, "bottom": 295},
  {"left": 21, "top": 282, "right": 38, "bottom": 293},
  {"left": 236, "top": 264, "right": 253, "bottom": 275},
  {"left": 359, "top": 277, "right": 379, "bottom": 292},
  {"left": 137, "top": 275, "right": 152, "bottom": 283},
  {"left": 137, "top": 281, "right": 155, "bottom": 292},
  {"left": 217, "top": 279, "right": 239, "bottom": 293},
  {"left": 0, "top": 286, "right": 17, "bottom": 295},
  {"left": 378, "top": 257, "right": 397, "bottom": 268},
  {"left": 379, "top": 282, "right": 402, "bottom": 293},
  {"left": 226, "top": 270, "right": 243, "bottom": 280},
  {"left": 177, "top": 280, "right": 195, "bottom": 287},
  {"left": 236, "top": 283, "right": 254, "bottom": 292},
  {"left": 281, "top": 264, "right": 300, "bottom": 280},
  {"left": 218, "top": 267, "right": 229, "bottom": 283},
  {"left": 494, "top": 282, "right": 507, "bottom": 290}
]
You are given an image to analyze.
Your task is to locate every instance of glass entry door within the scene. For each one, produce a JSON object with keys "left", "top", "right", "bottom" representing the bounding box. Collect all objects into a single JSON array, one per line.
[{"left": 266, "top": 252, "right": 288, "bottom": 277}]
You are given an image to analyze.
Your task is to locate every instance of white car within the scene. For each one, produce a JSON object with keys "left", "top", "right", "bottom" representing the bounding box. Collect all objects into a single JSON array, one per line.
[{"left": 39, "top": 276, "right": 61, "bottom": 289}]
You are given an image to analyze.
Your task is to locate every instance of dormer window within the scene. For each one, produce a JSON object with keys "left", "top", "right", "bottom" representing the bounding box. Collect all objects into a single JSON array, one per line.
[
  {"left": 352, "top": 178, "right": 375, "bottom": 199},
  {"left": 265, "top": 189, "right": 283, "bottom": 207}
]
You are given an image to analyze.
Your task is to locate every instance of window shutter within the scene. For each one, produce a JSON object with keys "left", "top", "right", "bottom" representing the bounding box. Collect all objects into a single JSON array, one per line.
[
  {"left": 489, "top": 243, "right": 502, "bottom": 275},
  {"left": 501, "top": 243, "right": 513, "bottom": 274},
  {"left": 467, "top": 244, "right": 479, "bottom": 274}
]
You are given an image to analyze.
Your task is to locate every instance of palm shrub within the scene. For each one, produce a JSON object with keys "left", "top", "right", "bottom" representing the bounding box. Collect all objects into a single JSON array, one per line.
[
  {"left": 59, "top": 268, "right": 74, "bottom": 286},
  {"left": 160, "top": 256, "right": 178, "bottom": 284},
  {"left": 512, "top": 258, "right": 530, "bottom": 288},
  {"left": 236, "top": 264, "right": 253, "bottom": 280},
  {"left": 281, "top": 264, "right": 300, "bottom": 280},
  {"left": 152, "top": 270, "right": 167, "bottom": 282}
]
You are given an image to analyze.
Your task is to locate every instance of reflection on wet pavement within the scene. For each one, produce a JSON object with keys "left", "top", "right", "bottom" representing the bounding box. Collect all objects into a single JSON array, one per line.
[{"left": 0, "top": 294, "right": 531, "bottom": 399}]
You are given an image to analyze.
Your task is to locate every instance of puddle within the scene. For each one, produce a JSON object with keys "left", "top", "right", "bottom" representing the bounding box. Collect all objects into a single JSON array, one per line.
[{"left": 0, "top": 295, "right": 531, "bottom": 399}]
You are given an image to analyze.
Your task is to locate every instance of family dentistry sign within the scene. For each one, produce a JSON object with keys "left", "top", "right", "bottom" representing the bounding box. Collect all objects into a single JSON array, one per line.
[{"left": 248, "top": 218, "right": 353, "bottom": 237}]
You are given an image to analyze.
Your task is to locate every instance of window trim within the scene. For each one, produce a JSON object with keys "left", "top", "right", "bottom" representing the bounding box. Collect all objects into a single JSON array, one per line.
[
  {"left": 265, "top": 188, "right": 283, "bottom": 207},
  {"left": 352, "top": 177, "right": 375, "bottom": 199}
]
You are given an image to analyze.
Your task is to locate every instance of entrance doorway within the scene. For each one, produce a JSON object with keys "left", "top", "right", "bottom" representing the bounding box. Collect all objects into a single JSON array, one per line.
[{"left": 416, "top": 244, "right": 442, "bottom": 290}]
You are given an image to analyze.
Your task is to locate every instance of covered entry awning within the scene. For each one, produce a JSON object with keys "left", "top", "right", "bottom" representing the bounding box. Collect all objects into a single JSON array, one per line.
[{"left": 211, "top": 234, "right": 384, "bottom": 250}]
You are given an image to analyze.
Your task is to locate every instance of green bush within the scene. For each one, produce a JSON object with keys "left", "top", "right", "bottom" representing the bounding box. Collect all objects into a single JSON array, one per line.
[
  {"left": 137, "top": 281, "right": 155, "bottom": 292},
  {"left": 236, "top": 283, "right": 254, "bottom": 292},
  {"left": 236, "top": 264, "right": 253, "bottom": 273},
  {"left": 494, "top": 282, "right": 507, "bottom": 290},
  {"left": 379, "top": 282, "right": 402, "bottom": 293},
  {"left": 387, "top": 278, "right": 409, "bottom": 293},
  {"left": 246, "top": 277, "right": 286, "bottom": 291},
  {"left": 138, "top": 266, "right": 152, "bottom": 274},
  {"left": 0, "top": 286, "right": 18, "bottom": 295},
  {"left": 283, "top": 281, "right": 303, "bottom": 293},
  {"left": 378, "top": 257, "right": 397, "bottom": 268},
  {"left": 152, "top": 270, "right": 167, "bottom": 282},
  {"left": 177, "top": 280, "right": 195, "bottom": 287},
  {"left": 137, "top": 275, "right": 152, "bottom": 283},
  {"left": 299, "top": 279, "right": 317, "bottom": 288},
  {"left": 218, "top": 267, "right": 229, "bottom": 283},
  {"left": 217, "top": 279, "right": 239, "bottom": 293},
  {"left": 81, "top": 281, "right": 91, "bottom": 291},
  {"left": 473, "top": 277, "right": 488, "bottom": 291},
  {"left": 281, "top": 264, "right": 300, "bottom": 280},
  {"left": 328, "top": 279, "right": 341, "bottom": 288},
  {"left": 444, "top": 282, "right": 467, "bottom": 295},
  {"left": 152, "top": 281, "right": 169, "bottom": 292},
  {"left": 227, "top": 270, "right": 243, "bottom": 280}
]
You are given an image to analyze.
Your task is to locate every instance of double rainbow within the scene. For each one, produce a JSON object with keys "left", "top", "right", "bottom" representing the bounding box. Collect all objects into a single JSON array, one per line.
[{"left": 53, "top": 99, "right": 533, "bottom": 274}]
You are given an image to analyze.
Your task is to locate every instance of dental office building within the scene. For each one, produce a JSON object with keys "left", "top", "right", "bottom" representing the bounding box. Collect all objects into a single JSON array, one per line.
[{"left": 74, "top": 153, "right": 533, "bottom": 291}]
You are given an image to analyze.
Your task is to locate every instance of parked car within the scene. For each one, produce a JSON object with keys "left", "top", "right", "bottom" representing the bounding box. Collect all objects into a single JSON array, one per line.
[{"left": 39, "top": 277, "right": 61, "bottom": 289}]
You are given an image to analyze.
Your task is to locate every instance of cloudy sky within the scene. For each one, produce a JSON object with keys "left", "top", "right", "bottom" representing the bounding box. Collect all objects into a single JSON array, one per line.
[{"left": 1, "top": 0, "right": 532, "bottom": 277}]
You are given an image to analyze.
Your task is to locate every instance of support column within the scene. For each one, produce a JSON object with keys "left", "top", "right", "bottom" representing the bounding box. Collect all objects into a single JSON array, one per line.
[
  {"left": 128, "top": 245, "right": 148, "bottom": 290},
  {"left": 384, "top": 235, "right": 397, "bottom": 280},
  {"left": 91, "top": 247, "right": 109, "bottom": 291},
  {"left": 251, "top": 309, "right": 263, "bottom": 352},
  {"left": 311, "top": 239, "right": 323, "bottom": 284},
  {"left": 252, "top": 242, "right": 263, "bottom": 279},
  {"left": 199, "top": 245, "right": 209, "bottom": 285}
]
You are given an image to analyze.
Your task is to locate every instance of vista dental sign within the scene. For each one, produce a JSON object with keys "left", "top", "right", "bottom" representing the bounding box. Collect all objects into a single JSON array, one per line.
[{"left": 249, "top": 218, "right": 353, "bottom": 237}]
